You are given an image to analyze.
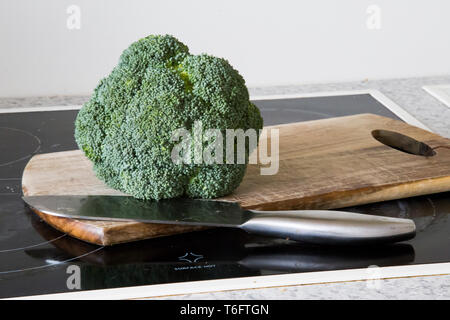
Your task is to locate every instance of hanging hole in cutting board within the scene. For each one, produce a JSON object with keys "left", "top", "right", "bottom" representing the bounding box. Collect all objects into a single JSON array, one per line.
[{"left": 371, "top": 129, "right": 436, "bottom": 157}]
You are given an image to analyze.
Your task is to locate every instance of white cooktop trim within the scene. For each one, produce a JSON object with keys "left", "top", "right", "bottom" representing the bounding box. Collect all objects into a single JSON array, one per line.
[{"left": 423, "top": 84, "right": 450, "bottom": 109}]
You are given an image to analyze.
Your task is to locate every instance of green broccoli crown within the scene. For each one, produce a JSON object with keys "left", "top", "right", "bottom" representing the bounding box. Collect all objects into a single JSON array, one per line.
[{"left": 75, "top": 34, "right": 263, "bottom": 200}]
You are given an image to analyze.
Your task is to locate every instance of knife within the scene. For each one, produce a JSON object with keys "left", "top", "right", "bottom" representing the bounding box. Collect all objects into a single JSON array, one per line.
[{"left": 22, "top": 195, "right": 416, "bottom": 245}]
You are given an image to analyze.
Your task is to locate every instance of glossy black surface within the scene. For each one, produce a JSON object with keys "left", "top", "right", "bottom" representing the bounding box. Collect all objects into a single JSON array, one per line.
[{"left": 1, "top": 94, "right": 449, "bottom": 298}]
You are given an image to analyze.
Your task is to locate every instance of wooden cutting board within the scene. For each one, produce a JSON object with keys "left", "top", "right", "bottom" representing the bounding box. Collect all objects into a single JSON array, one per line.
[{"left": 22, "top": 114, "right": 450, "bottom": 246}]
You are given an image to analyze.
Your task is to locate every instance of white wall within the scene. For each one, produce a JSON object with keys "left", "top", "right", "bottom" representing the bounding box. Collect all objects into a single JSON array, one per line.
[{"left": 1, "top": 0, "right": 449, "bottom": 97}]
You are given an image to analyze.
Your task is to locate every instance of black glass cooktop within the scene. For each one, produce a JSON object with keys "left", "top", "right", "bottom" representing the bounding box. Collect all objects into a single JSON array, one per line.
[{"left": 1, "top": 93, "right": 450, "bottom": 298}]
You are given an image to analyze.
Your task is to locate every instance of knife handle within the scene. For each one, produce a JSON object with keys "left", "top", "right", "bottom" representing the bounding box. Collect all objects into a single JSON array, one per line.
[{"left": 240, "top": 210, "right": 416, "bottom": 245}]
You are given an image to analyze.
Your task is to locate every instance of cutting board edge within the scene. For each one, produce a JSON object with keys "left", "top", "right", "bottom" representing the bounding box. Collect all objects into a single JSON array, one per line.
[
  {"left": 32, "top": 208, "right": 108, "bottom": 246},
  {"left": 239, "top": 175, "right": 450, "bottom": 210},
  {"left": 30, "top": 206, "right": 209, "bottom": 246}
]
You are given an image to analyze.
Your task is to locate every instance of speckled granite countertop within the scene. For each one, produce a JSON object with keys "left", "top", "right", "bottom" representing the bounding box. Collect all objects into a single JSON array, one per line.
[
  {"left": 156, "top": 274, "right": 450, "bottom": 300},
  {"left": 1, "top": 75, "right": 450, "bottom": 299}
]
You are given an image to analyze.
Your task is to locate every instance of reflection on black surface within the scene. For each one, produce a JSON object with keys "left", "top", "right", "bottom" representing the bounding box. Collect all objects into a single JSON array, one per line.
[
  {"left": 28, "top": 215, "right": 415, "bottom": 289},
  {"left": 239, "top": 243, "right": 414, "bottom": 272},
  {"left": 341, "top": 194, "right": 448, "bottom": 232}
]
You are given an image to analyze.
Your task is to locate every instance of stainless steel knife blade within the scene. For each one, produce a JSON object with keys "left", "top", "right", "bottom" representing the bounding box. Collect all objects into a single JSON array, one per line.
[
  {"left": 22, "top": 195, "right": 416, "bottom": 245},
  {"left": 23, "top": 195, "right": 246, "bottom": 227}
]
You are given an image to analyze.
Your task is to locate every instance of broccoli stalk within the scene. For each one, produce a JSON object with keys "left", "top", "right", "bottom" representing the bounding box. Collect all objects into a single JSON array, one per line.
[{"left": 75, "top": 34, "right": 263, "bottom": 200}]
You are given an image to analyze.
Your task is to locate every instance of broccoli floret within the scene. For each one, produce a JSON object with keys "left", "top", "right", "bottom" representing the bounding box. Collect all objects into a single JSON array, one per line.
[{"left": 75, "top": 34, "right": 263, "bottom": 200}]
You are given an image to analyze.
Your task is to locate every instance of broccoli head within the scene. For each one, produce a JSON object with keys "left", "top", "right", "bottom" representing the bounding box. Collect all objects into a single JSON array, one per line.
[{"left": 75, "top": 34, "right": 263, "bottom": 200}]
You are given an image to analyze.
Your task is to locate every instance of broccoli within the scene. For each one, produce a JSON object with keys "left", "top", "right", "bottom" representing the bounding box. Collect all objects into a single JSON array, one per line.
[{"left": 75, "top": 34, "right": 263, "bottom": 200}]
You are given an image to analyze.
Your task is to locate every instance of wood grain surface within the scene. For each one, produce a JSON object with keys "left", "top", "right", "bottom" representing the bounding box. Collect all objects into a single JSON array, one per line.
[{"left": 22, "top": 114, "right": 450, "bottom": 245}]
